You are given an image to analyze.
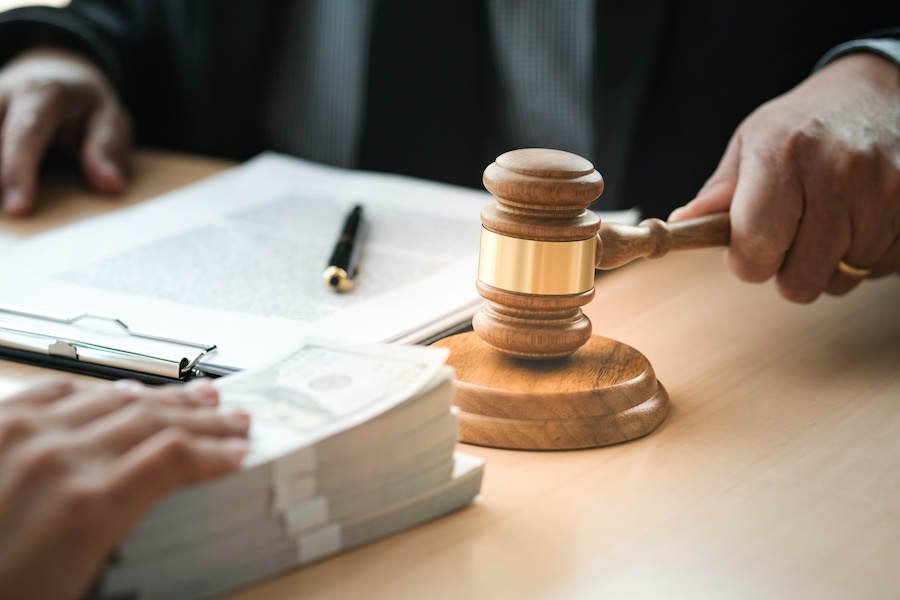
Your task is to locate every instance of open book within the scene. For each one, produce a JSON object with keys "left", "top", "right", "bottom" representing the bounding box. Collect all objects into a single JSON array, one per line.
[{"left": 95, "top": 336, "right": 483, "bottom": 600}]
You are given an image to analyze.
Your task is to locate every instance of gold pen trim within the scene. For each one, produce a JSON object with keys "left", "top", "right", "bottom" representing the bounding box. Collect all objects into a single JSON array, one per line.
[{"left": 324, "top": 266, "right": 354, "bottom": 293}]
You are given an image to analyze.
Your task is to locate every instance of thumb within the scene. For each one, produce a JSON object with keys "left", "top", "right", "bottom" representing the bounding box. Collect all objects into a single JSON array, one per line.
[
  {"left": 80, "top": 104, "right": 131, "bottom": 195},
  {"left": 668, "top": 133, "right": 741, "bottom": 222}
]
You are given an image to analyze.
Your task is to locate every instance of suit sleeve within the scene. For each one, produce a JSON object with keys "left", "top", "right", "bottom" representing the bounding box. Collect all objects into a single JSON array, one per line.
[
  {"left": 814, "top": 27, "right": 900, "bottom": 71},
  {"left": 0, "top": 3, "right": 131, "bottom": 98},
  {"left": 0, "top": 1, "right": 219, "bottom": 154},
  {"left": 0, "top": 1, "right": 276, "bottom": 158}
]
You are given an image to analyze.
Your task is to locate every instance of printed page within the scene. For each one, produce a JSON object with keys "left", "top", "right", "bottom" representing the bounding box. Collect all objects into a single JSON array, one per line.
[
  {"left": 0, "top": 154, "right": 487, "bottom": 370},
  {"left": 0, "top": 153, "right": 639, "bottom": 372}
]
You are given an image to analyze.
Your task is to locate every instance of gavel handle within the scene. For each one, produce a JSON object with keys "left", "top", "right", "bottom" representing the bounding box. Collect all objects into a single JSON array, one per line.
[{"left": 596, "top": 212, "right": 731, "bottom": 270}]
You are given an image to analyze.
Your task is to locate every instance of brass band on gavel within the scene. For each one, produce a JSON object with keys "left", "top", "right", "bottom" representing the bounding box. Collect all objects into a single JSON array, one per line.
[
  {"left": 477, "top": 230, "right": 598, "bottom": 296},
  {"left": 473, "top": 148, "right": 605, "bottom": 359},
  {"left": 437, "top": 148, "right": 729, "bottom": 450},
  {"left": 473, "top": 148, "right": 731, "bottom": 360}
]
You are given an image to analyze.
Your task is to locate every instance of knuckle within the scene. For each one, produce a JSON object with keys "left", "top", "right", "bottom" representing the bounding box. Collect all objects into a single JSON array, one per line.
[
  {"left": 154, "top": 428, "right": 195, "bottom": 464},
  {"left": 41, "top": 379, "right": 77, "bottom": 399},
  {"left": 738, "top": 229, "right": 782, "bottom": 258},
  {"left": 8, "top": 92, "right": 59, "bottom": 126},
  {"left": 128, "top": 402, "right": 162, "bottom": 424},
  {"left": 732, "top": 230, "right": 785, "bottom": 277},
  {"left": 112, "top": 385, "right": 142, "bottom": 406},
  {"left": 22, "top": 77, "right": 66, "bottom": 101},
  {"left": 0, "top": 414, "right": 37, "bottom": 448},
  {"left": 118, "top": 401, "right": 166, "bottom": 437},
  {"left": 783, "top": 117, "right": 826, "bottom": 162},
  {"left": 19, "top": 439, "right": 69, "bottom": 478},
  {"left": 830, "top": 145, "right": 876, "bottom": 193},
  {"left": 0, "top": 412, "right": 39, "bottom": 452},
  {"left": 18, "top": 77, "right": 93, "bottom": 116},
  {"left": 58, "top": 478, "right": 111, "bottom": 520}
]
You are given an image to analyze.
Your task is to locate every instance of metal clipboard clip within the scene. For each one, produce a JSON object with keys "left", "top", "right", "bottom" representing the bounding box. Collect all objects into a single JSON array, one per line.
[{"left": 0, "top": 304, "right": 217, "bottom": 383}]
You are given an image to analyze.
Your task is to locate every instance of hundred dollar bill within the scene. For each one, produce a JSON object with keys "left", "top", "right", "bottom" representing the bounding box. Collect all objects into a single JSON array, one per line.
[{"left": 216, "top": 335, "right": 452, "bottom": 466}]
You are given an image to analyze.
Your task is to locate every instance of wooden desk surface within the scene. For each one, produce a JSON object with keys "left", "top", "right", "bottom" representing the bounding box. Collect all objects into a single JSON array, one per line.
[{"left": 3, "top": 151, "right": 900, "bottom": 599}]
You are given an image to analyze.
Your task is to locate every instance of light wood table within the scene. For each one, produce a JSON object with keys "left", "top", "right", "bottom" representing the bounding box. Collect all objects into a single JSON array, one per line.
[{"left": 3, "top": 151, "right": 900, "bottom": 599}]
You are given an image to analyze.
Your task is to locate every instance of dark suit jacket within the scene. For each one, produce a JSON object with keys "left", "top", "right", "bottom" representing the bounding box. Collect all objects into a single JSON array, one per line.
[{"left": 1, "top": 0, "right": 898, "bottom": 217}]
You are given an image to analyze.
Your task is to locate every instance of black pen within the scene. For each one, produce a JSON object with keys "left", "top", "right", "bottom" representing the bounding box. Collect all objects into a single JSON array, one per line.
[{"left": 324, "top": 204, "right": 365, "bottom": 293}]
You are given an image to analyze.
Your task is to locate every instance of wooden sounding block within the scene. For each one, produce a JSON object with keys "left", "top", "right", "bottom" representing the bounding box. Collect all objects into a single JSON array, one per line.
[{"left": 433, "top": 148, "right": 730, "bottom": 450}]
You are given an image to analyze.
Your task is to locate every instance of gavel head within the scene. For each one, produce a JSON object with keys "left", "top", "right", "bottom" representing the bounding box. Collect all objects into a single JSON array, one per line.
[{"left": 474, "top": 148, "right": 605, "bottom": 359}]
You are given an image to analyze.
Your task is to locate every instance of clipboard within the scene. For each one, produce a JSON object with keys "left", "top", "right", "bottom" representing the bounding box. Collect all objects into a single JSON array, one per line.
[{"left": 0, "top": 304, "right": 218, "bottom": 384}]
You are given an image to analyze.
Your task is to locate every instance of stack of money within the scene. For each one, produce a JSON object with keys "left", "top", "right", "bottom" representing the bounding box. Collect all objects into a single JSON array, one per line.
[{"left": 95, "top": 337, "right": 484, "bottom": 600}]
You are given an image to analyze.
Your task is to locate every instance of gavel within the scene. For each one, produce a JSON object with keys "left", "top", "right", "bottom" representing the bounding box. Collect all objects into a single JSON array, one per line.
[
  {"left": 435, "top": 147, "right": 730, "bottom": 450},
  {"left": 474, "top": 147, "right": 730, "bottom": 359}
]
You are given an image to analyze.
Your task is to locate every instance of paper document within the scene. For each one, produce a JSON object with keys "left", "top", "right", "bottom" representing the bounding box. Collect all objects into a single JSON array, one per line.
[
  {"left": 0, "top": 152, "right": 639, "bottom": 375},
  {"left": 0, "top": 154, "right": 491, "bottom": 371}
]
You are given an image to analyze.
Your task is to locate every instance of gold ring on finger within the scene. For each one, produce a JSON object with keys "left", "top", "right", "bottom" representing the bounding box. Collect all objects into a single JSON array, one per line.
[{"left": 837, "top": 260, "right": 872, "bottom": 278}]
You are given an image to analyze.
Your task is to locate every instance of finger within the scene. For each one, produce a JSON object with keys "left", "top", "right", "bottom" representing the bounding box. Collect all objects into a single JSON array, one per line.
[
  {"left": 117, "top": 379, "right": 221, "bottom": 407},
  {"left": 75, "top": 401, "right": 250, "bottom": 456},
  {"left": 823, "top": 270, "right": 863, "bottom": 296},
  {"left": 0, "top": 92, "right": 63, "bottom": 216},
  {"left": 771, "top": 136, "right": 851, "bottom": 303},
  {"left": 724, "top": 136, "right": 804, "bottom": 283},
  {"left": 824, "top": 225, "right": 897, "bottom": 294},
  {"left": 774, "top": 200, "right": 849, "bottom": 303},
  {"left": 106, "top": 430, "right": 247, "bottom": 532},
  {"left": 42, "top": 384, "right": 143, "bottom": 427},
  {"left": 0, "top": 379, "right": 76, "bottom": 407},
  {"left": 80, "top": 103, "right": 131, "bottom": 194},
  {"left": 782, "top": 136, "right": 893, "bottom": 300},
  {"left": 868, "top": 233, "right": 900, "bottom": 279},
  {"left": 835, "top": 161, "right": 900, "bottom": 282},
  {"left": 46, "top": 380, "right": 221, "bottom": 428},
  {"left": 669, "top": 132, "right": 741, "bottom": 221}
]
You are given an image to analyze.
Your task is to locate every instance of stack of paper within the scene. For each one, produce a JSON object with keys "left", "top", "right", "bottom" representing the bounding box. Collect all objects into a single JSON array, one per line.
[
  {"left": 0, "top": 153, "right": 493, "bottom": 381},
  {"left": 0, "top": 152, "right": 641, "bottom": 384},
  {"left": 95, "top": 337, "right": 483, "bottom": 600}
]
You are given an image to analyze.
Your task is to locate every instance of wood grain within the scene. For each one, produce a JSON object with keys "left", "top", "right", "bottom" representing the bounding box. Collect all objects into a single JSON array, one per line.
[
  {"left": 6, "top": 151, "right": 900, "bottom": 600},
  {"left": 476, "top": 149, "right": 604, "bottom": 358},
  {"left": 434, "top": 332, "right": 668, "bottom": 450},
  {"left": 0, "top": 149, "right": 234, "bottom": 246},
  {"left": 597, "top": 212, "right": 731, "bottom": 269},
  {"left": 472, "top": 283, "right": 595, "bottom": 359},
  {"left": 476, "top": 149, "right": 731, "bottom": 358}
]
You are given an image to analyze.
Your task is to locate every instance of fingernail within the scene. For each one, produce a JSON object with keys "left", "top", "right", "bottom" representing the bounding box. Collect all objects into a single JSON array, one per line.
[
  {"left": 99, "top": 156, "right": 122, "bottom": 180},
  {"left": 2, "top": 187, "right": 27, "bottom": 215},
  {"left": 221, "top": 438, "right": 249, "bottom": 464},
  {"left": 185, "top": 380, "right": 219, "bottom": 406},
  {"left": 113, "top": 379, "right": 143, "bottom": 392},
  {"left": 223, "top": 408, "right": 251, "bottom": 431}
]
